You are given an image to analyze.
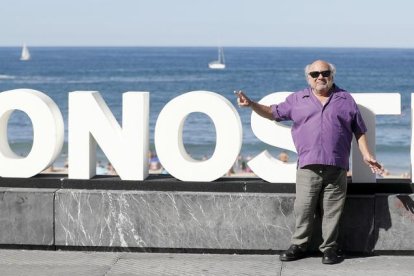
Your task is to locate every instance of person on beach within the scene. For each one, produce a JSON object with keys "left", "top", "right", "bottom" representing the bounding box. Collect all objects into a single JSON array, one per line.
[
  {"left": 278, "top": 151, "right": 289, "bottom": 163},
  {"left": 235, "top": 60, "right": 384, "bottom": 265}
]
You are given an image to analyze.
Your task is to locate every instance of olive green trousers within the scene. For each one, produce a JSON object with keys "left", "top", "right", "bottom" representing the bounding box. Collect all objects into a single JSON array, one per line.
[{"left": 291, "top": 165, "right": 347, "bottom": 252}]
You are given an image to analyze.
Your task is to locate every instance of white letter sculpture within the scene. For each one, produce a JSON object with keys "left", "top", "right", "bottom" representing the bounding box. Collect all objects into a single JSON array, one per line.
[
  {"left": 248, "top": 92, "right": 297, "bottom": 183},
  {"left": 351, "top": 93, "right": 400, "bottom": 183},
  {"left": 155, "top": 91, "right": 242, "bottom": 181},
  {"left": 69, "top": 91, "right": 149, "bottom": 180},
  {"left": 0, "top": 89, "right": 64, "bottom": 177}
]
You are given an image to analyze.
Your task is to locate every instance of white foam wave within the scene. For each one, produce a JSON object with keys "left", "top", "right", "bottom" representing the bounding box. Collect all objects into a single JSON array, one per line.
[
  {"left": 3, "top": 75, "right": 209, "bottom": 84},
  {"left": 0, "top": 74, "right": 15, "bottom": 80}
]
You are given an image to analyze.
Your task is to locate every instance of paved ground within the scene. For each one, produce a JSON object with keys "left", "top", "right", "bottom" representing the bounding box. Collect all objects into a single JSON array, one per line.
[{"left": 0, "top": 249, "right": 413, "bottom": 276}]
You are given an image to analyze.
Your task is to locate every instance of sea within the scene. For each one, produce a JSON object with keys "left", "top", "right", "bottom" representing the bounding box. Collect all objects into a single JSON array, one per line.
[{"left": 0, "top": 47, "right": 413, "bottom": 176}]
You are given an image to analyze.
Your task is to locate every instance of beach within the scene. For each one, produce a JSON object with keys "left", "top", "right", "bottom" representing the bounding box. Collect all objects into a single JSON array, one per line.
[{"left": 42, "top": 153, "right": 410, "bottom": 179}]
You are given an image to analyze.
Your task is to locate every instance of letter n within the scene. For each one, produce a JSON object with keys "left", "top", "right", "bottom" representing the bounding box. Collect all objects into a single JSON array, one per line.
[{"left": 68, "top": 91, "right": 149, "bottom": 180}]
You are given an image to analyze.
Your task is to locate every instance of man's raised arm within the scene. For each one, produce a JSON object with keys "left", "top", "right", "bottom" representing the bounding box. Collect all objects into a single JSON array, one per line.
[{"left": 235, "top": 90, "right": 274, "bottom": 120}]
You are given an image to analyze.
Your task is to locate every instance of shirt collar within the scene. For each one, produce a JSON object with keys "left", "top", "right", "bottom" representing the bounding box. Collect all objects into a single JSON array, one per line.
[
  {"left": 303, "top": 84, "right": 347, "bottom": 99},
  {"left": 331, "top": 84, "right": 347, "bottom": 99}
]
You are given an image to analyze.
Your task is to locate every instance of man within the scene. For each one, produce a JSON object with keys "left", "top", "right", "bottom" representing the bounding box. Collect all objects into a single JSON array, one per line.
[{"left": 235, "top": 60, "right": 383, "bottom": 264}]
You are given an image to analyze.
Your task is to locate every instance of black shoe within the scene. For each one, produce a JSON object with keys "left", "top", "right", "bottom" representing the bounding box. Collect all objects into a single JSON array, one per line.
[
  {"left": 322, "top": 248, "right": 343, "bottom": 264},
  {"left": 279, "top": 244, "right": 306, "bottom": 261}
]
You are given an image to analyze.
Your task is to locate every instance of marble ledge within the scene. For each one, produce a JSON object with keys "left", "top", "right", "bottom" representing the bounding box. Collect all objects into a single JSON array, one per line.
[
  {"left": 55, "top": 189, "right": 296, "bottom": 249},
  {"left": 54, "top": 189, "right": 376, "bottom": 252},
  {"left": 0, "top": 187, "right": 56, "bottom": 245},
  {"left": 374, "top": 194, "right": 414, "bottom": 251}
]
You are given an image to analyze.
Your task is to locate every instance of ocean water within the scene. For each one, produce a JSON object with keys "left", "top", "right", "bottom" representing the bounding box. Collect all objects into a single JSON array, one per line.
[{"left": 0, "top": 47, "right": 413, "bottom": 176}]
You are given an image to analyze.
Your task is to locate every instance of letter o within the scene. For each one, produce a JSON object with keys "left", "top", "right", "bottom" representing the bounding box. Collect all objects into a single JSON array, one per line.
[
  {"left": 0, "top": 89, "right": 64, "bottom": 177},
  {"left": 155, "top": 91, "right": 242, "bottom": 181}
]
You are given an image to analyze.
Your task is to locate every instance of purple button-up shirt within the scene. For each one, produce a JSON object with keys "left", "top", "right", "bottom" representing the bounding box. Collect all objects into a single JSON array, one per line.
[{"left": 270, "top": 85, "right": 367, "bottom": 170}]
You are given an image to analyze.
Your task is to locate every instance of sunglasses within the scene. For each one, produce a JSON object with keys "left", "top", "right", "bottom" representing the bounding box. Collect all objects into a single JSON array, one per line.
[{"left": 308, "top": 70, "right": 331, "bottom": 78}]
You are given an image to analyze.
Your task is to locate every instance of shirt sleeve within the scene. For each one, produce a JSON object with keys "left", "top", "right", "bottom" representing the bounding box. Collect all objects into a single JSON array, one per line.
[
  {"left": 351, "top": 101, "right": 367, "bottom": 135},
  {"left": 270, "top": 94, "right": 295, "bottom": 121}
]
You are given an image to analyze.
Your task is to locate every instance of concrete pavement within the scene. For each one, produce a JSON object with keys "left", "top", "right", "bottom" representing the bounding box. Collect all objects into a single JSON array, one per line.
[{"left": 0, "top": 249, "right": 412, "bottom": 275}]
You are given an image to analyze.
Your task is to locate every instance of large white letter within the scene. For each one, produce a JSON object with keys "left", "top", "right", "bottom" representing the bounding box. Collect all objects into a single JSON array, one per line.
[
  {"left": 248, "top": 92, "right": 297, "bottom": 183},
  {"left": 154, "top": 91, "right": 242, "bottom": 181},
  {"left": 351, "top": 93, "right": 400, "bottom": 183},
  {"left": 69, "top": 91, "right": 149, "bottom": 180},
  {"left": 0, "top": 89, "right": 64, "bottom": 177}
]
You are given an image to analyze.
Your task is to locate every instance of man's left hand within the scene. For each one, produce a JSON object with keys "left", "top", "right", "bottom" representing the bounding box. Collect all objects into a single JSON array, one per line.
[{"left": 363, "top": 156, "right": 384, "bottom": 175}]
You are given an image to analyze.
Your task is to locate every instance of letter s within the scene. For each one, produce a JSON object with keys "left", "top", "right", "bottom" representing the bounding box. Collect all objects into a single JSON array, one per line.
[{"left": 248, "top": 92, "right": 297, "bottom": 183}]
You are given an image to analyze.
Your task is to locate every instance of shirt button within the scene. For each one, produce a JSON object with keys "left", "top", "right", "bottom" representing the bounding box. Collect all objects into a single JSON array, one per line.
[{"left": 319, "top": 170, "right": 323, "bottom": 174}]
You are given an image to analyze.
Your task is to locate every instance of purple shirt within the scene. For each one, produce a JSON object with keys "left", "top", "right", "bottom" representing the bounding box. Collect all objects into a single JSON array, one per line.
[{"left": 270, "top": 85, "right": 367, "bottom": 170}]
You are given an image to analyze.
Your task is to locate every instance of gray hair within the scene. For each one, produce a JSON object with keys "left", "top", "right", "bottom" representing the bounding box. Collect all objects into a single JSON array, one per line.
[{"left": 304, "top": 62, "right": 336, "bottom": 78}]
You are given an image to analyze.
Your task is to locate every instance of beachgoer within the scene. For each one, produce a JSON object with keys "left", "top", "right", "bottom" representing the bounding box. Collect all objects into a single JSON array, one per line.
[
  {"left": 232, "top": 154, "right": 244, "bottom": 174},
  {"left": 149, "top": 151, "right": 161, "bottom": 171},
  {"left": 235, "top": 60, "right": 384, "bottom": 264},
  {"left": 278, "top": 151, "right": 289, "bottom": 163},
  {"left": 96, "top": 161, "right": 107, "bottom": 175},
  {"left": 106, "top": 162, "right": 117, "bottom": 175}
]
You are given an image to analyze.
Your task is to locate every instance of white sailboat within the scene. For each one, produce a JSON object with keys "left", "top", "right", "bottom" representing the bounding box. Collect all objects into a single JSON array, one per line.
[
  {"left": 20, "top": 44, "right": 31, "bottom": 61},
  {"left": 208, "top": 47, "right": 225, "bottom": 69}
]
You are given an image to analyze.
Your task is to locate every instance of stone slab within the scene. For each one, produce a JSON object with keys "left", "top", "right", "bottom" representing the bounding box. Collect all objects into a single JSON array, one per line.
[
  {"left": 55, "top": 190, "right": 376, "bottom": 252},
  {"left": 374, "top": 194, "right": 414, "bottom": 250},
  {"left": 0, "top": 250, "right": 414, "bottom": 276},
  {"left": 0, "top": 187, "right": 56, "bottom": 245},
  {"left": 281, "top": 256, "right": 414, "bottom": 276},
  {"left": 339, "top": 195, "right": 375, "bottom": 252},
  {"left": 55, "top": 189, "right": 296, "bottom": 249},
  {"left": 0, "top": 176, "right": 409, "bottom": 252},
  {"left": 0, "top": 250, "right": 119, "bottom": 276},
  {"left": 106, "top": 253, "right": 278, "bottom": 276},
  {"left": 306, "top": 195, "right": 375, "bottom": 252}
]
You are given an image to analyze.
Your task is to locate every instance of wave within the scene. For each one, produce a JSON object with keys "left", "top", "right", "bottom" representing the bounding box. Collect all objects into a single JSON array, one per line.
[
  {"left": 0, "top": 74, "right": 15, "bottom": 80},
  {"left": 3, "top": 73, "right": 212, "bottom": 85},
  {"left": 65, "top": 75, "right": 210, "bottom": 84}
]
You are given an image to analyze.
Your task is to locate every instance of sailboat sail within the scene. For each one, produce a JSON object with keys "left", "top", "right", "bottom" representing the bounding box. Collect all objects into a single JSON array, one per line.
[
  {"left": 20, "top": 44, "right": 31, "bottom": 61},
  {"left": 208, "top": 47, "right": 225, "bottom": 69}
]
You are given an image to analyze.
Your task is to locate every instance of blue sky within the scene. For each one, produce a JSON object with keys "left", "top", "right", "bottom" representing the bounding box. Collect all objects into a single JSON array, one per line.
[{"left": 2, "top": 0, "right": 414, "bottom": 48}]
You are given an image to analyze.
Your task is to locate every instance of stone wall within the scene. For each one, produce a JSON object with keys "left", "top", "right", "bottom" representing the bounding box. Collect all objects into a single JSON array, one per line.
[{"left": 0, "top": 175, "right": 413, "bottom": 253}]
